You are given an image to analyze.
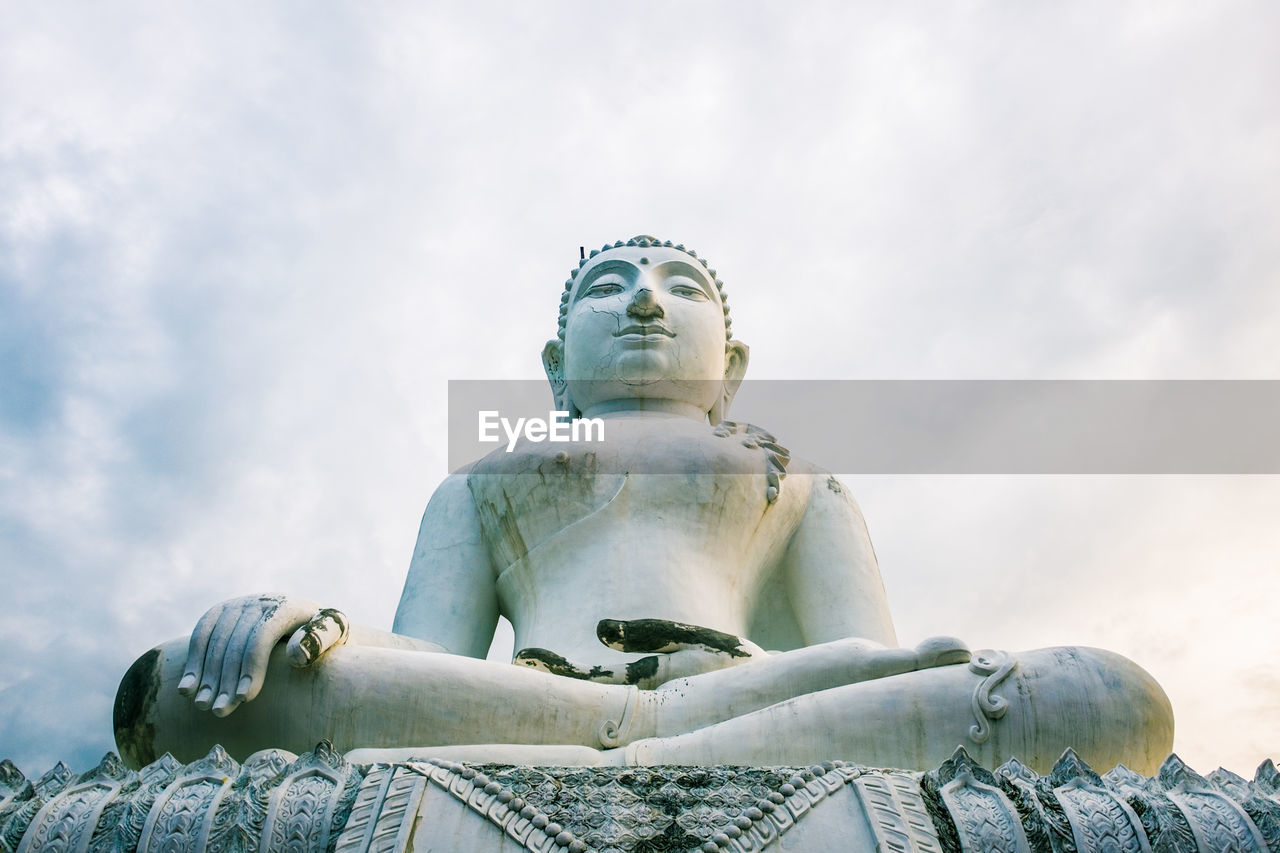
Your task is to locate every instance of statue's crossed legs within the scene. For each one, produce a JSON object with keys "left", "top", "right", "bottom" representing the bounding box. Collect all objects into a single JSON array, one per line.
[{"left": 116, "top": 638, "right": 1172, "bottom": 775}]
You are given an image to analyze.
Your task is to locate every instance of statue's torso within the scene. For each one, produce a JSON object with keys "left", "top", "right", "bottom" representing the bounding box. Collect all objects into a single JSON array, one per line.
[{"left": 467, "top": 414, "right": 811, "bottom": 666}]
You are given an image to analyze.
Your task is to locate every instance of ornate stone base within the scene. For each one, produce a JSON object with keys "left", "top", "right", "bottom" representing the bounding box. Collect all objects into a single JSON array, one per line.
[{"left": 3, "top": 744, "right": 1278, "bottom": 852}]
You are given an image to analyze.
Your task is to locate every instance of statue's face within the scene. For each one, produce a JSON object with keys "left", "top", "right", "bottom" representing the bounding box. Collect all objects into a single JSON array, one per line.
[{"left": 561, "top": 246, "right": 730, "bottom": 416}]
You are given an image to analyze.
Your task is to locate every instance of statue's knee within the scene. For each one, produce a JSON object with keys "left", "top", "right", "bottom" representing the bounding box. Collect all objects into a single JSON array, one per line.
[
  {"left": 113, "top": 642, "right": 181, "bottom": 768},
  {"left": 1015, "top": 646, "right": 1173, "bottom": 774},
  {"left": 1066, "top": 647, "right": 1172, "bottom": 729},
  {"left": 1085, "top": 647, "right": 1174, "bottom": 749}
]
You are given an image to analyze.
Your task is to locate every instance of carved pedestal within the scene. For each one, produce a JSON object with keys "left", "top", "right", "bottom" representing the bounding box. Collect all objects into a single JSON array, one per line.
[{"left": 4, "top": 744, "right": 1278, "bottom": 852}]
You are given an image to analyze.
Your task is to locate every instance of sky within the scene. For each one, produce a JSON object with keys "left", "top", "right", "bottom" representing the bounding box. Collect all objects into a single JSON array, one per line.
[{"left": 2, "top": 1, "right": 1278, "bottom": 779}]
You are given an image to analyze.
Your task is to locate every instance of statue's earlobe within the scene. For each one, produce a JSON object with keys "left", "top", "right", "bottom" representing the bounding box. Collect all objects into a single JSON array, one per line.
[
  {"left": 541, "top": 340, "right": 580, "bottom": 418},
  {"left": 710, "top": 340, "right": 750, "bottom": 425}
]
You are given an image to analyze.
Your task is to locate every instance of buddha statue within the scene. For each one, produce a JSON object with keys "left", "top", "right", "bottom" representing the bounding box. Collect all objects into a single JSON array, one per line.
[{"left": 113, "top": 236, "right": 1174, "bottom": 775}]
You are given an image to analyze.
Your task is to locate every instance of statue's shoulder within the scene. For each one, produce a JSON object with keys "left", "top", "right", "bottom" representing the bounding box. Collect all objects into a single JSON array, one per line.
[
  {"left": 421, "top": 465, "right": 481, "bottom": 512},
  {"left": 791, "top": 462, "right": 868, "bottom": 522},
  {"left": 449, "top": 460, "right": 480, "bottom": 477}
]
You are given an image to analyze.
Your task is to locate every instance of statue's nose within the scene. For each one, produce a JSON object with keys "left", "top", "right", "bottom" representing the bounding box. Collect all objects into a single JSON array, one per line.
[{"left": 627, "top": 287, "right": 664, "bottom": 319}]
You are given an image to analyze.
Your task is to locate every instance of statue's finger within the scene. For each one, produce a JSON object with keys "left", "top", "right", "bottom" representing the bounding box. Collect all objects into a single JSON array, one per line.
[
  {"left": 645, "top": 647, "right": 752, "bottom": 687},
  {"left": 179, "top": 604, "right": 223, "bottom": 696},
  {"left": 597, "top": 618, "right": 757, "bottom": 658},
  {"left": 224, "top": 596, "right": 322, "bottom": 706},
  {"left": 212, "top": 605, "right": 259, "bottom": 714},
  {"left": 211, "top": 603, "right": 274, "bottom": 717},
  {"left": 195, "top": 604, "right": 243, "bottom": 710},
  {"left": 513, "top": 647, "right": 617, "bottom": 682},
  {"left": 285, "top": 608, "right": 349, "bottom": 668}
]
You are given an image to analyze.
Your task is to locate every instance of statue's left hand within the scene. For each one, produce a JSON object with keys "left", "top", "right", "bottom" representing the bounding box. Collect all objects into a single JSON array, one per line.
[{"left": 177, "top": 595, "right": 349, "bottom": 717}]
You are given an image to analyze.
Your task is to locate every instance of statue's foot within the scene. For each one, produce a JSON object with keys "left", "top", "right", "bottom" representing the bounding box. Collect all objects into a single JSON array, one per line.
[{"left": 913, "top": 636, "right": 970, "bottom": 669}]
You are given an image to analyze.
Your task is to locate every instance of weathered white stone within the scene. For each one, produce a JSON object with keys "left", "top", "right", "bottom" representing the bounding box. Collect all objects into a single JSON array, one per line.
[{"left": 114, "top": 235, "right": 1173, "bottom": 776}]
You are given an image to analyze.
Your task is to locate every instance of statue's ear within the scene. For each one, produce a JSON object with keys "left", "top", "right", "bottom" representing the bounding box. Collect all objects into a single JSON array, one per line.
[
  {"left": 710, "top": 340, "right": 749, "bottom": 425},
  {"left": 541, "top": 340, "right": 579, "bottom": 417}
]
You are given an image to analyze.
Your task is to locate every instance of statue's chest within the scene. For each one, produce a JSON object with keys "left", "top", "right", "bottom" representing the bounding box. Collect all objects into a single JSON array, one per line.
[{"left": 466, "top": 419, "right": 800, "bottom": 572}]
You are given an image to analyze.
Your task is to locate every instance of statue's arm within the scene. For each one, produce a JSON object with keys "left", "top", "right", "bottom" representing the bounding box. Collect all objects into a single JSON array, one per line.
[
  {"left": 177, "top": 594, "right": 450, "bottom": 718},
  {"left": 391, "top": 472, "right": 500, "bottom": 659},
  {"left": 779, "top": 468, "right": 898, "bottom": 647},
  {"left": 179, "top": 474, "right": 497, "bottom": 718}
]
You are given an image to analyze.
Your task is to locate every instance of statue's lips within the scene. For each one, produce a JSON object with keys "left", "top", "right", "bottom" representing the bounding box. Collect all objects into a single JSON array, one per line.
[{"left": 615, "top": 324, "right": 675, "bottom": 340}]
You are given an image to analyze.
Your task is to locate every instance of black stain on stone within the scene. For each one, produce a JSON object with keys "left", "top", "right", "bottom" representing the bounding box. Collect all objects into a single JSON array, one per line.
[
  {"left": 597, "top": 618, "right": 751, "bottom": 657},
  {"left": 597, "top": 619, "right": 626, "bottom": 647},
  {"left": 514, "top": 647, "right": 614, "bottom": 681},
  {"left": 318, "top": 607, "right": 347, "bottom": 634},
  {"left": 624, "top": 656, "right": 660, "bottom": 685},
  {"left": 294, "top": 608, "right": 348, "bottom": 664},
  {"left": 113, "top": 647, "right": 161, "bottom": 769},
  {"left": 298, "top": 627, "right": 321, "bottom": 663}
]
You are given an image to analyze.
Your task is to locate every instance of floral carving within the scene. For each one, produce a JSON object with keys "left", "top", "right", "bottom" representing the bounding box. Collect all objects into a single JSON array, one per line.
[
  {"left": 409, "top": 760, "right": 874, "bottom": 853},
  {"left": 15, "top": 753, "right": 134, "bottom": 853},
  {"left": 929, "top": 748, "right": 1029, "bottom": 853},
  {"left": 1157, "top": 755, "right": 1268, "bottom": 852},
  {"left": 1, "top": 762, "right": 74, "bottom": 853},
  {"left": 967, "top": 650, "right": 1016, "bottom": 744}
]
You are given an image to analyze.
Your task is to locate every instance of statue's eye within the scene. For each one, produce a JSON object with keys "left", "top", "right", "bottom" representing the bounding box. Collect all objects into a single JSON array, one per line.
[
  {"left": 669, "top": 283, "right": 708, "bottom": 301},
  {"left": 585, "top": 282, "right": 623, "bottom": 297}
]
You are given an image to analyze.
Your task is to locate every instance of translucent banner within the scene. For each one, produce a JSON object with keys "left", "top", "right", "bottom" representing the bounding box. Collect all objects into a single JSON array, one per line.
[{"left": 447, "top": 380, "right": 1280, "bottom": 474}]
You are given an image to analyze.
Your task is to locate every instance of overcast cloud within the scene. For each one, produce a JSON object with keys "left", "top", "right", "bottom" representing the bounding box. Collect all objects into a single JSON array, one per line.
[{"left": 2, "top": 1, "right": 1278, "bottom": 777}]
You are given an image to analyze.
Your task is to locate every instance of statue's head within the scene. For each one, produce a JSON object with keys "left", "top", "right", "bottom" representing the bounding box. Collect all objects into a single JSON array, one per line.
[{"left": 543, "top": 236, "right": 749, "bottom": 423}]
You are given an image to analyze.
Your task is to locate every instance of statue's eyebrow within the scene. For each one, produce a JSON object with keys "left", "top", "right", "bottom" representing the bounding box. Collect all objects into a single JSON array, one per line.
[
  {"left": 571, "top": 260, "right": 638, "bottom": 300},
  {"left": 652, "top": 260, "right": 717, "bottom": 299}
]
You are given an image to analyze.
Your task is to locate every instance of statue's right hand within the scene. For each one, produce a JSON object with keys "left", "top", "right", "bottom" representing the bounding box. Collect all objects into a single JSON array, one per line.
[{"left": 177, "top": 594, "right": 347, "bottom": 718}]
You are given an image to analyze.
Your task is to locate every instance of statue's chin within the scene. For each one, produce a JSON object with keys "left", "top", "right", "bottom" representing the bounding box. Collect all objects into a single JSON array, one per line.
[{"left": 570, "top": 378, "right": 721, "bottom": 419}]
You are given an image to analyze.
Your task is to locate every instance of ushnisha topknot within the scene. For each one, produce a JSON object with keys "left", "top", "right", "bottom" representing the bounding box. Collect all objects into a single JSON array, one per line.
[{"left": 558, "top": 236, "right": 732, "bottom": 342}]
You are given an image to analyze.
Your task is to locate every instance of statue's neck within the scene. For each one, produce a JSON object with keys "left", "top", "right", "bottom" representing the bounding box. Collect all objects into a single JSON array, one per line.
[{"left": 580, "top": 399, "right": 709, "bottom": 422}]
